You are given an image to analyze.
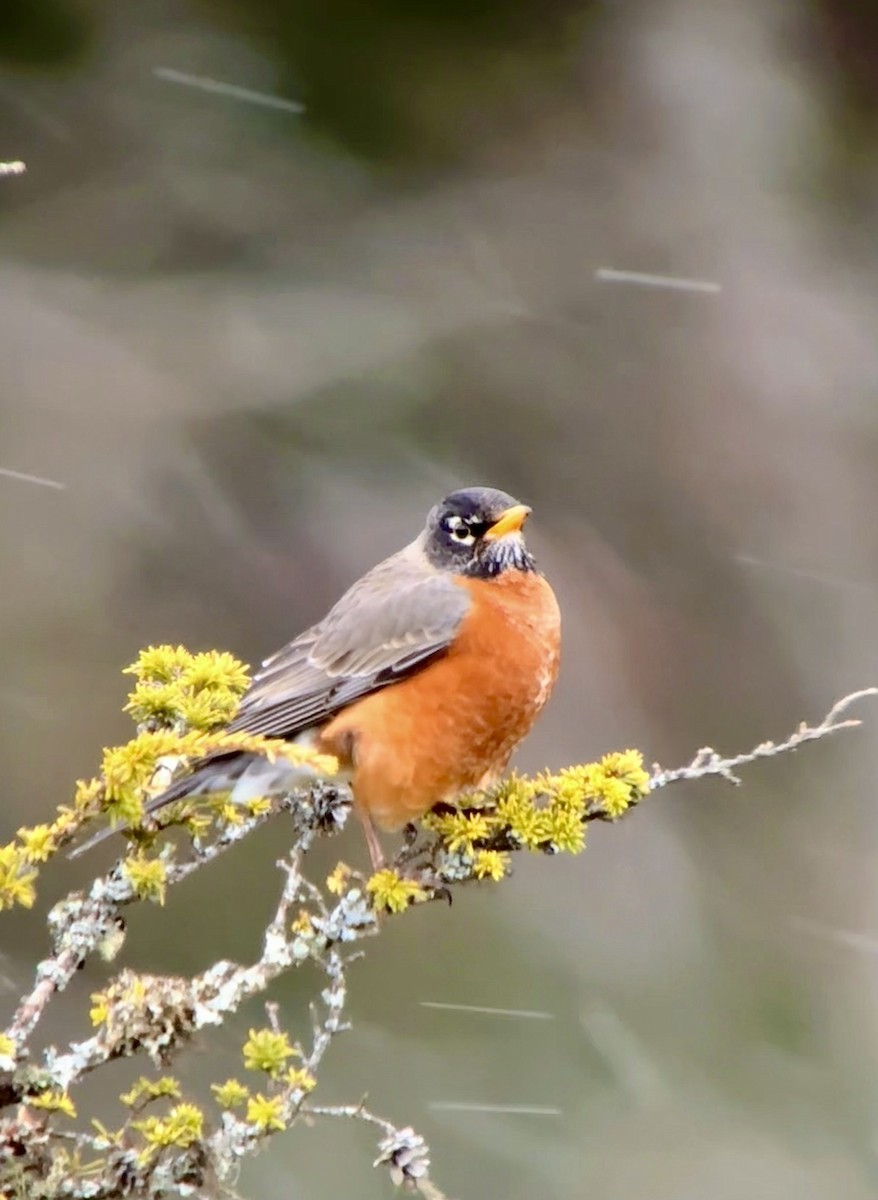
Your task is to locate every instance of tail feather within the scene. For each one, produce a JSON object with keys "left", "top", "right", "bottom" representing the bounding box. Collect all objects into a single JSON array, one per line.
[
  {"left": 67, "top": 747, "right": 324, "bottom": 860},
  {"left": 67, "top": 755, "right": 247, "bottom": 860}
]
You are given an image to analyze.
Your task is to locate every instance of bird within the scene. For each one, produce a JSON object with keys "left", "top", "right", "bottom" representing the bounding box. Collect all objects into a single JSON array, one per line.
[{"left": 70, "top": 486, "right": 561, "bottom": 868}]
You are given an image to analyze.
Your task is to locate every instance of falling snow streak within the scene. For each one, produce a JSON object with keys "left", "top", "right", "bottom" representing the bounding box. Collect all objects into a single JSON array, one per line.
[
  {"left": 420, "top": 1001, "right": 554, "bottom": 1019},
  {"left": 153, "top": 69, "right": 305, "bottom": 114},
  {"left": 0, "top": 468, "right": 65, "bottom": 490},
  {"left": 595, "top": 267, "right": 721, "bottom": 294}
]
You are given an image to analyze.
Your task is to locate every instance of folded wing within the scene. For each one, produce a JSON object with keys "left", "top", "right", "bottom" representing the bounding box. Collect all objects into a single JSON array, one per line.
[{"left": 226, "top": 543, "right": 471, "bottom": 740}]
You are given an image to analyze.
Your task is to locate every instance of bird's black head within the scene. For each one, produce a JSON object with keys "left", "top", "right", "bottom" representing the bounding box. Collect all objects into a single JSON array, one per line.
[{"left": 423, "top": 486, "right": 537, "bottom": 578}]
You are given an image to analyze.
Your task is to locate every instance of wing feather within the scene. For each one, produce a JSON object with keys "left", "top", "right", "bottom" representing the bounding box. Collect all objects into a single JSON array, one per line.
[{"left": 226, "top": 542, "right": 469, "bottom": 740}]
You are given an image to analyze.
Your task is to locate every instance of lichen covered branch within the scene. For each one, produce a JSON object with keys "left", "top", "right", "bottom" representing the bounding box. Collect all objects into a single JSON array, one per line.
[{"left": 0, "top": 646, "right": 873, "bottom": 1198}]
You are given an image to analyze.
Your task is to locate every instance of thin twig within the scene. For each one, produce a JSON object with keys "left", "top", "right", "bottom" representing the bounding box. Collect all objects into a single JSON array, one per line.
[
  {"left": 649, "top": 688, "right": 878, "bottom": 789},
  {"left": 306, "top": 1104, "right": 450, "bottom": 1198}
]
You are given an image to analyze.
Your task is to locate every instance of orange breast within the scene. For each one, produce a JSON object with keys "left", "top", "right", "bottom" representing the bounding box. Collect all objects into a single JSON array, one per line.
[{"left": 318, "top": 571, "right": 561, "bottom": 831}]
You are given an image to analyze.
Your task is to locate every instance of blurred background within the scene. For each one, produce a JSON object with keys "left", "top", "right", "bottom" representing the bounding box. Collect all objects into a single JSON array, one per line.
[{"left": 4, "top": 0, "right": 878, "bottom": 1195}]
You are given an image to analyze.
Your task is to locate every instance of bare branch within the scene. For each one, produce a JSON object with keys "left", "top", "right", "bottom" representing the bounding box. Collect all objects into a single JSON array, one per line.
[
  {"left": 649, "top": 688, "right": 878, "bottom": 789},
  {"left": 307, "top": 1105, "right": 451, "bottom": 1198}
]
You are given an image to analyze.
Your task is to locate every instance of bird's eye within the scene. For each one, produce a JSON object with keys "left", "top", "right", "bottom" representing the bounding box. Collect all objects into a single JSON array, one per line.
[{"left": 444, "top": 515, "right": 476, "bottom": 544}]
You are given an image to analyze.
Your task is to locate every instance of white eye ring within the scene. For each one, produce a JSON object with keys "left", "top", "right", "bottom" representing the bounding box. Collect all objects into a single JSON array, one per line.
[{"left": 445, "top": 515, "right": 475, "bottom": 544}]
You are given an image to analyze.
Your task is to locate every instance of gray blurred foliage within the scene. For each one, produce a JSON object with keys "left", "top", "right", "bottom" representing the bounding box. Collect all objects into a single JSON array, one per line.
[{"left": 4, "top": 0, "right": 878, "bottom": 1195}]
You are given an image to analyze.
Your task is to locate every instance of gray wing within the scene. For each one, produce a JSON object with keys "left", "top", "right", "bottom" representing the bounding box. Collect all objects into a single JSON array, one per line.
[
  {"left": 226, "top": 542, "right": 470, "bottom": 740},
  {"left": 66, "top": 543, "right": 468, "bottom": 861}
]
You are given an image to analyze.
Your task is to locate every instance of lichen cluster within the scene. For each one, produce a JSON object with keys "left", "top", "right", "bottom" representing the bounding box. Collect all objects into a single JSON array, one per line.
[
  {"left": 0, "top": 645, "right": 336, "bottom": 911},
  {"left": 365, "top": 750, "right": 652, "bottom": 911},
  {"left": 79, "top": 1024, "right": 319, "bottom": 1168},
  {"left": 436, "top": 750, "right": 651, "bottom": 853},
  {"left": 0, "top": 848, "right": 372, "bottom": 1196},
  {"left": 366, "top": 868, "right": 427, "bottom": 913},
  {"left": 0, "top": 646, "right": 862, "bottom": 1199},
  {"left": 0, "top": 642, "right": 660, "bottom": 1198}
]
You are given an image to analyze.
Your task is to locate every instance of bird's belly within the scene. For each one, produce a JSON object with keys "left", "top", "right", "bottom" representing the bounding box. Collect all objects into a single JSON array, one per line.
[{"left": 319, "top": 572, "right": 560, "bottom": 831}]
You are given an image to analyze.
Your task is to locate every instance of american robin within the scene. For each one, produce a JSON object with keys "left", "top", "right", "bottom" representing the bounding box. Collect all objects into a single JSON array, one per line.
[{"left": 71, "top": 486, "right": 561, "bottom": 868}]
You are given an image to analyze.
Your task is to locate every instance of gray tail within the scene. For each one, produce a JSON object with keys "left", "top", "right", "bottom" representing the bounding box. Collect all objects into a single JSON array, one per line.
[{"left": 67, "top": 754, "right": 245, "bottom": 860}]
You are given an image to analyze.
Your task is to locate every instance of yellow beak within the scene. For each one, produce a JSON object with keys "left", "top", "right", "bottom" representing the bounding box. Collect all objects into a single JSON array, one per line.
[{"left": 484, "top": 504, "right": 532, "bottom": 540}]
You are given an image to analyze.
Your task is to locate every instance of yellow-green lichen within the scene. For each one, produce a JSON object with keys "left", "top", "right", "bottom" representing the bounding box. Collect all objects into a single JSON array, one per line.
[
  {"left": 124, "top": 645, "right": 250, "bottom": 732},
  {"left": 73, "top": 776, "right": 103, "bottom": 812},
  {"left": 16, "top": 823, "right": 58, "bottom": 864},
  {"left": 367, "top": 869, "right": 426, "bottom": 914},
  {"left": 217, "top": 801, "right": 246, "bottom": 827},
  {"left": 291, "top": 908, "right": 315, "bottom": 936},
  {"left": 486, "top": 778, "right": 547, "bottom": 850},
  {"left": 28, "top": 1090, "right": 77, "bottom": 1118},
  {"left": 126, "top": 644, "right": 202, "bottom": 686},
  {"left": 91, "top": 1118, "right": 125, "bottom": 1148},
  {"left": 0, "top": 644, "right": 345, "bottom": 919},
  {"left": 326, "top": 862, "right": 353, "bottom": 895},
  {"left": 545, "top": 803, "right": 586, "bottom": 854},
  {"left": 132, "top": 1102, "right": 204, "bottom": 1152},
  {"left": 122, "top": 856, "right": 168, "bottom": 905},
  {"left": 62, "top": 645, "right": 336, "bottom": 852},
  {"left": 242, "top": 1028, "right": 298, "bottom": 1077},
  {"left": 423, "top": 751, "right": 651, "bottom": 869},
  {"left": 211, "top": 1079, "right": 250, "bottom": 1109},
  {"left": 83, "top": 720, "right": 336, "bottom": 843},
  {"left": 424, "top": 811, "right": 497, "bottom": 853},
  {"left": 472, "top": 849, "right": 510, "bottom": 881},
  {"left": 89, "top": 989, "right": 110, "bottom": 1027},
  {"left": 284, "top": 1066, "right": 316, "bottom": 1093},
  {"left": 0, "top": 844, "right": 38, "bottom": 911},
  {"left": 246, "top": 1093, "right": 287, "bottom": 1132},
  {"left": 243, "top": 797, "right": 272, "bottom": 817},
  {"left": 120, "top": 1076, "right": 181, "bottom": 1108}
]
